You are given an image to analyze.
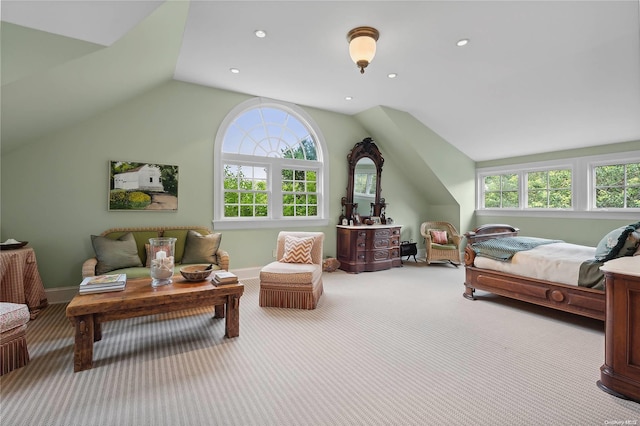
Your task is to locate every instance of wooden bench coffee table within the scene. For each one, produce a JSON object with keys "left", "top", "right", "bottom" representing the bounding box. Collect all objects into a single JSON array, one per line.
[{"left": 66, "top": 275, "right": 244, "bottom": 372}]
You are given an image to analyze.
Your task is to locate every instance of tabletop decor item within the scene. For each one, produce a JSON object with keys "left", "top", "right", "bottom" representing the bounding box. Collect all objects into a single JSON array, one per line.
[
  {"left": 180, "top": 264, "right": 213, "bottom": 282},
  {"left": 148, "top": 237, "right": 177, "bottom": 287},
  {"left": 0, "top": 239, "right": 28, "bottom": 250}
]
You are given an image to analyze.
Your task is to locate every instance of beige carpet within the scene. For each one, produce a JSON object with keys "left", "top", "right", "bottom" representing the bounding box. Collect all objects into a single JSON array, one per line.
[{"left": 1, "top": 261, "right": 638, "bottom": 425}]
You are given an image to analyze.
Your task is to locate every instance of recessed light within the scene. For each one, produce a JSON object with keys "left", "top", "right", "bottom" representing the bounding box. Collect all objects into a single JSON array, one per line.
[
  {"left": 456, "top": 39, "right": 469, "bottom": 47},
  {"left": 345, "top": 96, "right": 353, "bottom": 101},
  {"left": 255, "top": 30, "right": 267, "bottom": 38},
  {"left": 387, "top": 73, "right": 398, "bottom": 79},
  {"left": 230, "top": 68, "right": 240, "bottom": 74}
]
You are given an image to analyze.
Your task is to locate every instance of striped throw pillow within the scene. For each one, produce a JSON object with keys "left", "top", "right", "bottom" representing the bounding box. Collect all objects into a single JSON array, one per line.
[
  {"left": 281, "top": 236, "right": 315, "bottom": 264},
  {"left": 430, "top": 230, "right": 448, "bottom": 244}
]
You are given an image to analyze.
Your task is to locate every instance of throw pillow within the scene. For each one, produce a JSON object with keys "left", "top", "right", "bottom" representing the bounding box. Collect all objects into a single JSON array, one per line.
[
  {"left": 430, "top": 229, "right": 448, "bottom": 245},
  {"left": 281, "top": 236, "right": 315, "bottom": 264},
  {"left": 181, "top": 230, "right": 221, "bottom": 264},
  {"left": 595, "top": 221, "right": 640, "bottom": 261},
  {"left": 619, "top": 230, "right": 640, "bottom": 258},
  {"left": 91, "top": 232, "right": 143, "bottom": 275}
]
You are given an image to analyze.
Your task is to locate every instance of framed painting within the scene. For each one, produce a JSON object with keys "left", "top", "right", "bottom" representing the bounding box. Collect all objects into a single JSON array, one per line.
[
  {"left": 109, "top": 161, "right": 178, "bottom": 211},
  {"left": 370, "top": 216, "right": 382, "bottom": 225}
]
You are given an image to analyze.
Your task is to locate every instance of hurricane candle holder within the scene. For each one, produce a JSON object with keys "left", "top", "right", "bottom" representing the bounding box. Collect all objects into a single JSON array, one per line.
[{"left": 148, "top": 237, "right": 177, "bottom": 287}]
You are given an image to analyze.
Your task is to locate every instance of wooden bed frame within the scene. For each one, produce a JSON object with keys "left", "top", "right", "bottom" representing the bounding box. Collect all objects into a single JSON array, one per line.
[{"left": 463, "top": 224, "right": 606, "bottom": 321}]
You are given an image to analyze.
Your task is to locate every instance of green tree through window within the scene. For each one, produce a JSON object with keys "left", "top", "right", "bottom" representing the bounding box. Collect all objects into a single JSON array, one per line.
[{"left": 595, "top": 162, "right": 640, "bottom": 208}]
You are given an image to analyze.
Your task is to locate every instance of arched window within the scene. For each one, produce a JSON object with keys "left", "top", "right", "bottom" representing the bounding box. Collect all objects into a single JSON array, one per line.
[{"left": 213, "top": 98, "right": 329, "bottom": 229}]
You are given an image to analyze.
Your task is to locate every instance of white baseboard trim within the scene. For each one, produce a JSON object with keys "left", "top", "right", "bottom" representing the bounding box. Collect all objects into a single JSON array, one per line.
[
  {"left": 45, "top": 267, "right": 262, "bottom": 304},
  {"left": 45, "top": 286, "right": 80, "bottom": 305}
]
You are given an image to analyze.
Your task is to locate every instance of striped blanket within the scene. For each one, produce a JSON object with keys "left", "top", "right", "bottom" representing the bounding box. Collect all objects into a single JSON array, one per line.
[{"left": 471, "top": 236, "right": 564, "bottom": 261}]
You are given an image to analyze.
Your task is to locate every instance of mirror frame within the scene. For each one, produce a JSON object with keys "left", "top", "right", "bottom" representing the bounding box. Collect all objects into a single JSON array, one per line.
[{"left": 342, "top": 137, "right": 385, "bottom": 223}]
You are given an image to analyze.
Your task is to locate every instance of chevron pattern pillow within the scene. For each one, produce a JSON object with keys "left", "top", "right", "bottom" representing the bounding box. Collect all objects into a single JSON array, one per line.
[{"left": 281, "top": 236, "right": 315, "bottom": 264}]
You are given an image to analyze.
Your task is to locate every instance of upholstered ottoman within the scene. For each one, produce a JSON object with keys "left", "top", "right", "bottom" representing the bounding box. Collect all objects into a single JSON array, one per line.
[{"left": 0, "top": 302, "right": 30, "bottom": 375}]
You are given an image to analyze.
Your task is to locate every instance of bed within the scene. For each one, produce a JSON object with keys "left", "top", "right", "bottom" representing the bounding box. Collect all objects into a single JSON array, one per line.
[{"left": 463, "top": 224, "right": 607, "bottom": 320}]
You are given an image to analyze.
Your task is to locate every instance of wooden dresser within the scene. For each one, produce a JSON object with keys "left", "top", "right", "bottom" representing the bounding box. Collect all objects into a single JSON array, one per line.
[
  {"left": 336, "top": 225, "right": 402, "bottom": 273},
  {"left": 597, "top": 257, "right": 640, "bottom": 403}
]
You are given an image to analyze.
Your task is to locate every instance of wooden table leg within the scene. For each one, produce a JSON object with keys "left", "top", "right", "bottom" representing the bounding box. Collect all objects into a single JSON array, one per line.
[
  {"left": 73, "top": 314, "right": 95, "bottom": 372},
  {"left": 214, "top": 304, "right": 225, "bottom": 318},
  {"left": 94, "top": 321, "right": 102, "bottom": 341},
  {"left": 225, "top": 295, "right": 240, "bottom": 338}
]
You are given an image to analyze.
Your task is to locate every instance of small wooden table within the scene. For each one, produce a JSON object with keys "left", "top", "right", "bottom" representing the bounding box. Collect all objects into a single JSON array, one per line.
[{"left": 66, "top": 276, "right": 244, "bottom": 372}]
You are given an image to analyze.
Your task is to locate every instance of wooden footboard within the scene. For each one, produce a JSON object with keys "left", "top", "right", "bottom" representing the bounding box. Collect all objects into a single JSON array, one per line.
[{"left": 463, "top": 224, "right": 605, "bottom": 321}]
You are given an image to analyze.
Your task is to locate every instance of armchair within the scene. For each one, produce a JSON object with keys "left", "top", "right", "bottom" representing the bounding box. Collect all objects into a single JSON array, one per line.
[
  {"left": 259, "top": 231, "right": 324, "bottom": 309},
  {"left": 420, "top": 221, "right": 461, "bottom": 266}
]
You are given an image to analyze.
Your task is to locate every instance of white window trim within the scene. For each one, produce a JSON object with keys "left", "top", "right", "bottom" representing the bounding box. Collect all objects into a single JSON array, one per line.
[
  {"left": 213, "top": 97, "right": 330, "bottom": 230},
  {"left": 476, "top": 150, "right": 640, "bottom": 220}
]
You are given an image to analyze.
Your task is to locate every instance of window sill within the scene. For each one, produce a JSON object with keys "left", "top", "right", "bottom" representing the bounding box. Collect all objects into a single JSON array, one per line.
[{"left": 476, "top": 209, "right": 639, "bottom": 221}]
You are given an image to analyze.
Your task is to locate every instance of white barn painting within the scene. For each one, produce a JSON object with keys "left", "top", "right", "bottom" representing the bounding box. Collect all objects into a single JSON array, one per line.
[{"left": 113, "top": 164, "right": 164, "bottom": 192}]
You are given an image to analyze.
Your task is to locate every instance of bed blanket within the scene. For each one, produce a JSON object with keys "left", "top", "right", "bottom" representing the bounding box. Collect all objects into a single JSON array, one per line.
[
  {"left": 578, "top": 259, "right": 605, "bottom": 290},
  {"left": 472, "top": 236, "right": 563, "bottom": 261}
]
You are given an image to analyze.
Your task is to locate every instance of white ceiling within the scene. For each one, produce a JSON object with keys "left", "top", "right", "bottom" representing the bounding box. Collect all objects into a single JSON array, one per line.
[{"left": 2, "top": 0, "right": 640, "bottom": 161}]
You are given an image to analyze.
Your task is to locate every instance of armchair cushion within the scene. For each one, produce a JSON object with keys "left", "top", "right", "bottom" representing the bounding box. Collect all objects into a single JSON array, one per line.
[
  {"left": 281, "top": 235, "right": 315, "bottom": 264},
  {"left": 91, "top": 232, "right": 143, "bottom": 275},
  {"left": 182, "top": 230, "right": 222, "bottom": 265},
  {"left": 429, "top": 230, "right": 448, "bottom": 244}
]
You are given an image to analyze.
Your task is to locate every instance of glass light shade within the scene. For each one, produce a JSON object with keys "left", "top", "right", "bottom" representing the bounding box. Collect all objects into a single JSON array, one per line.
[{"left": 349, "top": 36, "right": 377, "bottom": 64}]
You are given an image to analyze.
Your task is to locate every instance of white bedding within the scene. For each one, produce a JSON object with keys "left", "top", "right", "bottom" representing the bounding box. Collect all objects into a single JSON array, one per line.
[{"left": 473, "top": 242, "right": 596, "bottom": 286}]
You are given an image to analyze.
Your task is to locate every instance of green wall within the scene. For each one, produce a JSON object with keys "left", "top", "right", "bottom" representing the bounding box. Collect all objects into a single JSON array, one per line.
[{"left": 0, "top": 80, "right": 431, "bottom": 289}]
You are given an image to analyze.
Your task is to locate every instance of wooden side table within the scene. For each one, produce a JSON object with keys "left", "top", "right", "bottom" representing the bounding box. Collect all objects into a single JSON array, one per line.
[{"left": 0, "top": 247, "right": 48, "bottom": 319}]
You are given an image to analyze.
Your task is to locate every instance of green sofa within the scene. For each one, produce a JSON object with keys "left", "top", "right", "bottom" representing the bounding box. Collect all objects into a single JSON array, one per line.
[{"left": 82, "top": 226, "right": 229, "bottom": 279}]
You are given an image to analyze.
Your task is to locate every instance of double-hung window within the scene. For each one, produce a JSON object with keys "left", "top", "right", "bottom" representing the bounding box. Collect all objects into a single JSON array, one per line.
[
  {"left": 477, "top": 150, "right": 640, "bottom": 219},
  {"left": 213, "top": 98, "right": 329, "bottom": 229}
]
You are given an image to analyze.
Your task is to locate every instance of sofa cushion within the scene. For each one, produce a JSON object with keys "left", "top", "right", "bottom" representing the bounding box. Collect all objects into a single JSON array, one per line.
[
  {"left": 91, "top": 232, "right": 143, "bottom": 275},
  {"left": 102, "top": 230, "right": 159, "bottom": 266},
  {"left": 161, "top": 229, "right": 189, "bottom": 263},
  {"left": 107, "top": 264, "right": 222, "bottom": 280},
  {"left": 182, "top": 230, "right": 222, "bottom": 265}
]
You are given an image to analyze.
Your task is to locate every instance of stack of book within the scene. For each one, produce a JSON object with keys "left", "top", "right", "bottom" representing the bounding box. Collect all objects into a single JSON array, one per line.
[
  {"left": 79, "top": 274, "right": 127, "bottom": 294},
  {"left": 212, "top": 271, "right": 238, "bottom": 286}
]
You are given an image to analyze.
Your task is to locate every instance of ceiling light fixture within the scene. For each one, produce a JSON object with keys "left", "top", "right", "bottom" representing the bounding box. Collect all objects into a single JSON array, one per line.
[
  {"left": 255, "top": 30, "right": 266, "bottom": 38},
  {"left": 347, "top": 26, "right": 379, "bottom": 74},
  {"left": 456, "top": 39, "right": 469, "bottom": 47},
  {"left": 230, "top": 68, "right": 240, "bottom": 74},
  {"left": 387, "top": 73, "right": 397, "bottom": 79}
]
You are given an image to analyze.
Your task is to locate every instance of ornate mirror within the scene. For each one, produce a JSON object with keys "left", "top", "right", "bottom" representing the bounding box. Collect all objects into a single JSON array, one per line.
[{"left": 341, "top": 137, "right": 385, "bottom": 223}]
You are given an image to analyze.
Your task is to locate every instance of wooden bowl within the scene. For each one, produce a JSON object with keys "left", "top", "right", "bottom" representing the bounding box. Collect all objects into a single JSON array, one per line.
[{"left": 180, "top": 264, "right": 213, "bottom": 282}]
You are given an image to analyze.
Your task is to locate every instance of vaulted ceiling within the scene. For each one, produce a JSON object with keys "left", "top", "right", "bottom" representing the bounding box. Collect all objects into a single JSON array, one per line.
[{"left": 2, "top": 1, "right": 639, "bottom": 161}]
